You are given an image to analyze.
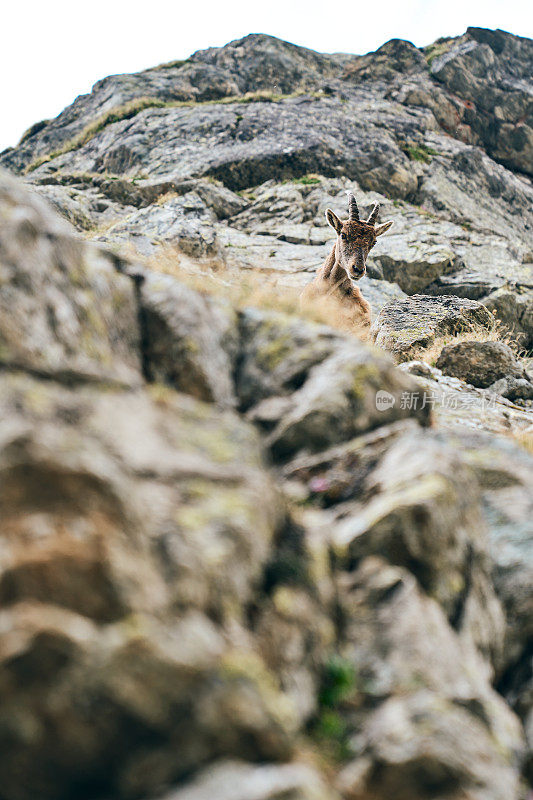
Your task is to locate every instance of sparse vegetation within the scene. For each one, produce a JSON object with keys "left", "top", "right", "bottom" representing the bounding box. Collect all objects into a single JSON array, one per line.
[
  {"left": 24, "top": 89, "right": 320, "bottom": 174},
  {"left": 152, "top": 58, "right": 187, "bottom": 71},
  {"left": 416, "top": 315, "right": 527, "bottom": 367},
  {"left": 19, "top": 118, "right": 50, "bottom": 144},
  {"left": 312, "top": 656, "right": 358, "bottom": 761},
  {"left": 145, "top": 248, "right": 359, "bottom": 332},
  {"left": 290, "top": 174, "right": 321, "bottom": 185},
  {"left": 401, "top": 142, "right": 439, "bottom": 164},
  {"left": 424, "top": 38, "right": 454, "bottom": 68},
  {"left": 25, "top": 97, "right": 169, "bottom": 173}
]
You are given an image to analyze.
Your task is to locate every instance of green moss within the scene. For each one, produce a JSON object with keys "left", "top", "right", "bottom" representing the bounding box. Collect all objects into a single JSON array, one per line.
[
  {"left": 402, "top": 142, "right": 439, "bottom": 164},
  {"left": 257, "top": 332, "right": 293, "bottom": 370},
  {"left": 291, "top": 175, "right": 321, "bottom": 185},
  {"left": 424, "top": 39, "right": 454, "bottom": 68},
  {"left": 319, "top": 655, "right": 358, "bottom": 709}
]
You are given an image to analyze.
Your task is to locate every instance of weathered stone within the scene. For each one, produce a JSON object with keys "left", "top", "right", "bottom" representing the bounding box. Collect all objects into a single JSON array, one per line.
[
  {"left": 333, "top": 558, "right": 525, "bottom": 800},
  {"left": 371, "top": 295, "right": 494, "bottom": 362},
  {"left": 436, "top": 340, "right": 523, "bottom": 388},
  {"left": 98, "top": 192, "right": 221, "bottom": 258},
  {"left": 160, "top": 760, "right": 340, "bottom": 800},
  {"left": 262, "top": 337, "right": 431, "bottom": 461},
  {"left": 140, "top": 271, "right": 238, "bottom": 406},
  {"left": 0, "top": 372, "right": 282, "bottom": 621},
  {"left": 490, "top": 376, "right": 533, "bottom": 402},
  {"left": 398, "top": 360, "right": 533, "bottom": 436},
  {"left": 0, "top": 170, "right": 142, "bottom": 387},
  {"left": 430, "top": 27, "right": 533, "bottom": 175}
]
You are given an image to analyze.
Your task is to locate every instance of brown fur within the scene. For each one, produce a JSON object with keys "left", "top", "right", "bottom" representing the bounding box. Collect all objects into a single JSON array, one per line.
[{"left": 300, "top": 196, "right": 393, "bottom": 337}]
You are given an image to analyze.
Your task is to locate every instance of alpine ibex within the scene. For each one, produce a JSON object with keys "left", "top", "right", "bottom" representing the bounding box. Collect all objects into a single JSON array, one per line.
[{"left": 300, "top": 193, "right": 393, "bottom": 335}]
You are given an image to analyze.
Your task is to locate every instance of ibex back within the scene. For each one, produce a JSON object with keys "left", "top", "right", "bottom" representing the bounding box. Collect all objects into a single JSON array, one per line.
[{"left": 300, "top": 193, "right": 393, "bottom": 336}]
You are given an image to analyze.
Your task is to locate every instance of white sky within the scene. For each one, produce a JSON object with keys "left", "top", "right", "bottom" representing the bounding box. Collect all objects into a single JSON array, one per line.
[{"left": 1, "top": 0, "right": 531, "bottom": 153}]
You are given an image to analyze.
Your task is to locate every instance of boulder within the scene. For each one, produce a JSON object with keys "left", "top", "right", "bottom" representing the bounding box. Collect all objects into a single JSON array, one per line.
[
  {"left": 140, "top": 271, "right": 238, "bottom": 406},
  {"left": 0, "top": 170, "right": 142, "bottom": 387},
  {"left": 436, "top": 340, "right": 523, "bottom": 388},
  {"left": 489, "top": 376, "right": 533, "bottom": 402},
  {"left": 333, "top": 558, "right": 524, "bottom": 800},
  {"left": 371, "top": 295, "right": 493, "bottom": 362},
  {"left": 99, "top": 192, "right": 221, "bottom": 258}
]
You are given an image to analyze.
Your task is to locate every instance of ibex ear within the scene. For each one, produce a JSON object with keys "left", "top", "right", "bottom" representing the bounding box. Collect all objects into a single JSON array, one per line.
[
  {"left": 375, "top": 220, "right": 394, "bottom": 236},
  {"left": 325, "top": 208, "right": 343, "bottom": 234}
]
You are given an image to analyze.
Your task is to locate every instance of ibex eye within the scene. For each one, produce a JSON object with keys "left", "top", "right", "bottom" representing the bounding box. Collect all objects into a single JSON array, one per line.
[{"left": 341, "top": 233, "right": 347, "bottom": 239}]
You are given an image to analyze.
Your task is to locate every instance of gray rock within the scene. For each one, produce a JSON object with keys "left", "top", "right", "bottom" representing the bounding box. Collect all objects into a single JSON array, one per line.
[
  {"left": 371, "top": 295, "right": 494, "bottom": 362},
  {"left": 98, "top": 192, "right": 221, "bottom": 258},
  {"left": 0, "top": 170, "right": 142, "bottom": 387},
  {"left": 430, "top": 27, "right": 533, "bottom": 175},
  {"left": 334, "top": 558, "right": 524, "bottom": 800},
  {"left": 160, "top": 760, "right": 340, "bottom": 800},
  {"left": 490, "top": 377, "right": 533, "bottom": 402},
  {"left": 484, "top": 287, "right": 533, "bottom": 350},
  {"left": 140, "top": 271, "right": 238, "bottom": 406},
  {"left": 236, "top": 308, "right": 341, "bottom": 411},
  {"left": 398, "top": 361, "right": 533, "bottom": 436},
  {"left": 266, "top": 339, "right": 431, "bottom": 462},
  {"left": 436, "top": 340, "right": 523, "bottom": 388}
]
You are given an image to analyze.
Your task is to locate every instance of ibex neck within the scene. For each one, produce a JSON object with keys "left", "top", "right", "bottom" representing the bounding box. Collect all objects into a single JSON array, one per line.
[{"left": 323, "top": 244, "right": 354, "bottom": 295}]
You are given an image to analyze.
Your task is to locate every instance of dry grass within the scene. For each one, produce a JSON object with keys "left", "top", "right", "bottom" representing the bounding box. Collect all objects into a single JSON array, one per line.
[
  {"left": 417, "top": 314, "right": 527, "bottom": 368},
  {"left": 511, "top": 426, "right": 533, "bottom": 455},
  {"left": 146, "top": 247, "right": 368, "bottom": 336}
]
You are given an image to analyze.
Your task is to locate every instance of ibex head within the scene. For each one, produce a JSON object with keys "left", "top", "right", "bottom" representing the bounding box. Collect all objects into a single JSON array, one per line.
[{"left": 325, "top": 193, "right": 393, "bottom": 281}]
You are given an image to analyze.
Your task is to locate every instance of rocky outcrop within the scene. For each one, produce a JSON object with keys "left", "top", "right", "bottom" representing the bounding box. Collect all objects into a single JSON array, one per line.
[
  {"left": 0, "top": 22, "right": 532, "bottom": 800},
  {"left": 370, "top": 295, "right": 494, "bottom": 361}
]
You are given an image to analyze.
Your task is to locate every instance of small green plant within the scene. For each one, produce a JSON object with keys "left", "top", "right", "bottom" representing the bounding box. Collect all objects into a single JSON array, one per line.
[
  {"left": 402, "top": 142, "right": 439, "bottom": 164},
  {"left": 319, "top": 655, "right": 358, "bottom": 708},
  {"left": 424, "top": 39, "right": 454, "bottom": 68},
  {"left": 292, "top": 175, "right": 321, "bottom": 185},
  {"left": 311, "top": 655, "right": 358, "bottom": 761},
  {"left": 152, "top": 58, "right": 187, "bottom": 71}
]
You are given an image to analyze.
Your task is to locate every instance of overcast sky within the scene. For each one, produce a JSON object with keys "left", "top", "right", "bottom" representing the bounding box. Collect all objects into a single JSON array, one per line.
[{"left": 1, "top": 0, "right": 531, "bottom": 153}]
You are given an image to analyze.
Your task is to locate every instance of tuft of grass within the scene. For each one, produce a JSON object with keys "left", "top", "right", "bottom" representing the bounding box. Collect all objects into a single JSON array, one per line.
[
  {"left": 19, "top": 118, "right": 50, "bottom": 144},
  {"left": 152, "top": 58, "right": 187, "bottom": 71},
  {"left": 424, "top": 39, "right": 454, "bottom": 68},
  {"left": 401, "top": 142, "right": 439, "bottom": 164},
  {"left": 312, "top": 655, "right": 359, "bottom": 762},
  {"left": 417, "top": 315, "right": 528, "bottom": 368},
  {"left": 291, "top": 174, "right": 321, "bottom": 185},
  {"left": 511, "top": 426, "right": 533, "bottom": 454},
  {"left": 146, "top": 248, "right": 367, "bottom": 335}
]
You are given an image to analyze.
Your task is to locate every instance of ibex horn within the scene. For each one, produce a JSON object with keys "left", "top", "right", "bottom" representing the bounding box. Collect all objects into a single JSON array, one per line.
[
  {"left": 367, "top": 203, "right": 380, "bottom": 225},
  {"left": 347, "top": 192, "right": 359, "bottom": 221}
]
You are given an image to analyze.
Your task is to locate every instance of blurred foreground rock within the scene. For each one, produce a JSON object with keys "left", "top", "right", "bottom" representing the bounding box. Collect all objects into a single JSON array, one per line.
[{"left": 0, "top": 24, "right": 533, "bottom": 797}]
